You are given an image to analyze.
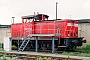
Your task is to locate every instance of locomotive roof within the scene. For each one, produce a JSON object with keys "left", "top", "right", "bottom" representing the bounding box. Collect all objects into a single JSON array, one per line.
[{"left": 21, "top": 14, "right": 49, "bottom": 19}]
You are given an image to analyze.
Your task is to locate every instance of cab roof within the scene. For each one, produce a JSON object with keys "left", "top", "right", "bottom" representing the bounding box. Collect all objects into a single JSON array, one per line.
[{"left": 21, "top": 14, "right": 49, "bottom": 19}]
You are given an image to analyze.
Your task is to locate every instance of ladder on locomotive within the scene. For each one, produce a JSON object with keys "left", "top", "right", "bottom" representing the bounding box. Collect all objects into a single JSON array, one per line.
[{"left": 18, "top": 36, "right": 31, "bottom": 51}]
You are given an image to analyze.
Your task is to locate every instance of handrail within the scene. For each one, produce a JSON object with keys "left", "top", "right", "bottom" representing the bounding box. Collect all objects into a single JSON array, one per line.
[{"left": 21, "top": 23, "right": 61, "bottom": 38}]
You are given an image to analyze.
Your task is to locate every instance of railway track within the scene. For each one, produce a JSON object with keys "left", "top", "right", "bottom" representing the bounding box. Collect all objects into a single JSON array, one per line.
[{"left": 0, "top": 51, "right": 89, "bottom": 60}]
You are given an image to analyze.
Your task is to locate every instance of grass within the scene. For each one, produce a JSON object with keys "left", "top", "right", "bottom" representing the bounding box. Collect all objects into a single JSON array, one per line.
[
  {"left": 0, "top": 43, "right": 4, "bottom": 51},
  {"left": 62, "top": 52, "right": 69, "bottom": 55},
  {"left": 37, "top": 57, "right": 51, "bottom": 60},
  {"left": 81, "top": 44, "right": 90, "bottom": 53},
  {"left": 0, "top": 54, "right": 17, "bottom": 60},
  {"left": 62, "top": 52, "right": 90, "bottom": 57},
  {"left": 62, "top": 44, "right": 90, "bottom": 57},
  {"left": 62, "top": 52, "right": 74, "bottom": 56},
  {"left": 73, "top": 44, "right": 90, "bottom": 53},
  {"left": 12, "top": 45, "right": 17, "bottom": 50}
]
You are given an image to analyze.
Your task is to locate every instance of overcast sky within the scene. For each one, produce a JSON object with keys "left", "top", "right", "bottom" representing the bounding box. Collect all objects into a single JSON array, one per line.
[{"left": 0, "top": 0, "right": 90, "bottom": 25}]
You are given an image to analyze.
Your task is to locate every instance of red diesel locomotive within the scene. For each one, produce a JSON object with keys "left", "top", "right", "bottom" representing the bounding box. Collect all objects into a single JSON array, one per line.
[{"left": 11, "top": 14, "right": 86, "bottom": 51}]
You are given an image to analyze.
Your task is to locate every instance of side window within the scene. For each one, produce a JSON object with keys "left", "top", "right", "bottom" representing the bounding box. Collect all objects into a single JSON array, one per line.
[{"left": 27, "top": 19, "right": 33, "bottom": 22}]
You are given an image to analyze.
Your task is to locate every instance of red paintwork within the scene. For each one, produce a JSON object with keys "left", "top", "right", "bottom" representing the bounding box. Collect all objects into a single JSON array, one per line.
[{"left": 11, "top": 15, "right": 78, "bottom": 38}]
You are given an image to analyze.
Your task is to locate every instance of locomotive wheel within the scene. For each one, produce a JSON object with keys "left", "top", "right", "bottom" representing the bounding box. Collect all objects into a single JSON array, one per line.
[{"left": 40, "top": 41, "right": 52, "bottom": 51}]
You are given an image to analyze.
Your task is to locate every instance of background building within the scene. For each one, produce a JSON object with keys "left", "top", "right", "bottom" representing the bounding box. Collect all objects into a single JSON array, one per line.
[
  {"left": 77, "top": 19, "right": 90, "bottom": 46},
  {"left": 0, "top": 25, "right": 11, "bottom": 43}
]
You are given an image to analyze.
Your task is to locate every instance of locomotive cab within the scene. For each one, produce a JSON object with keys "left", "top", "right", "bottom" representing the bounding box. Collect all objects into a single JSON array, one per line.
[
  {"left": 34, "top": 14, "right": 49, "bottom": 21},
  {"left": 21, "top": 14, "right": 49, "bottom": 23}
]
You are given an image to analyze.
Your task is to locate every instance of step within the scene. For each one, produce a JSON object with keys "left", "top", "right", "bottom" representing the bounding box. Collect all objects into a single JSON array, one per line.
[{"left": 58, "top": 46, "right": 67, "bottom": 47}]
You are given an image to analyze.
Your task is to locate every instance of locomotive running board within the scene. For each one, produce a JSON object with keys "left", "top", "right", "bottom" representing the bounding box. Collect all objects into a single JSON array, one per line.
[
  {"left": 28, "top": 34, "right": 61, "bottom": 37},
  {"left": 11, "top": 34, "right": 61, "bottom": 40}
]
